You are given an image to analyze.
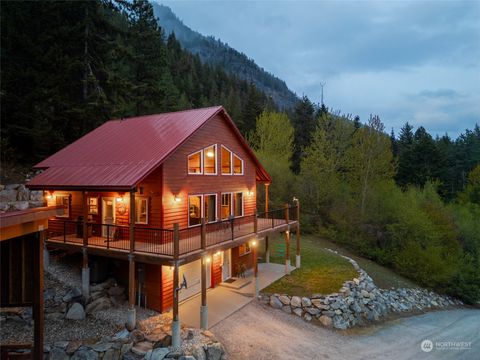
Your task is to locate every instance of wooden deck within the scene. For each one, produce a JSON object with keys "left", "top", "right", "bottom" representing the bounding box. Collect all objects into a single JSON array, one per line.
[{"left": 46, "top": 217, "right": 297, "bottom": 264}]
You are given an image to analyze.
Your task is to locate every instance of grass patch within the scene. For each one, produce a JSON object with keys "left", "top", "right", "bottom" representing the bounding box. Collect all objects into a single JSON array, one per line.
[{"left": 261, "top": 234, "right": 357, "bottom": 297}]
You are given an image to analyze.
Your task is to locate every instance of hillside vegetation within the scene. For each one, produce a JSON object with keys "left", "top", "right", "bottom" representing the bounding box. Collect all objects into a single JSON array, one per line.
[{"left": 250, "top": 106, "right": 480, "bottom": 304}]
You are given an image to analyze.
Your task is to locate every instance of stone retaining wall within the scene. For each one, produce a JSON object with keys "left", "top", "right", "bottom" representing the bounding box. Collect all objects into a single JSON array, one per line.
[
  {"left": 262, "top": 249, "right": 463, "bottom": 330},
  {"left": 0, "top": 183, "right": 44, "bottom": 212}
]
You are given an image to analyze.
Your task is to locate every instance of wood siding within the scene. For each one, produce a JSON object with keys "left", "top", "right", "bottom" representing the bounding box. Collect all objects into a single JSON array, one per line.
[
  {"left": 231, "top": 246, "right": 254, "bottom": 277},
  {"left": 162, "top": 113, "right": 257, "bottom": 229},
  {"left": 161, "top": 265, "right": 173, "bottom": 312},
  {"left": 211, "top": 254, "right": 222, "bottom": 287},
  {"left": 144, "top": 263, "right": 162, "bottom": 312}
]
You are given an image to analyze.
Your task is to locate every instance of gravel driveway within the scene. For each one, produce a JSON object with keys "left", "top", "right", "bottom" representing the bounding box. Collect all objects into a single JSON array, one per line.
[{"left": 211, "top": 302, "right": 480, "bottom": 360}]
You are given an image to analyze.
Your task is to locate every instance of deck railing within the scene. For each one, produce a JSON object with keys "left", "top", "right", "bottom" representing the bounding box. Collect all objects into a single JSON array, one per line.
[{"left": 46, "top": 205, "right": 298, "bottom": 257}]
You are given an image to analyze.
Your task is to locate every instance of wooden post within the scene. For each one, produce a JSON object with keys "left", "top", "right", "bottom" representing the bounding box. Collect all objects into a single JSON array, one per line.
[
  {"left": 33, "top": 231, "right": 44, "bottom": 360},
  {"left": 295, "top": 199, "right": 301, "bottom": 268},
  {"left": 200, "top": 219, "right": 208, "bottom": 329},
  {"left": 285, "top": 204, "right": 290, "bottom": 275},
  {"left": 265, "top": 183, "right": 270, "bottom": 213},
  {"left": 264, "top": 183, "right": 270, "bottom": 263},
  {"left": 172, "top": 223, "right": 181, "bottom": 348},
  {"left": 81, "top": 191, "right": 89, "bottom": 298},
  {"left": 253, "top": 210, "right": 259, "bottom": 298},
  {"left": 127, "top": 189, "right": 136, "bottom": 330}
]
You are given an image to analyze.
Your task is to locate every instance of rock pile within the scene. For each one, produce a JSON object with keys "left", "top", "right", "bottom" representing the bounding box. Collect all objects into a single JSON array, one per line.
[
  {"left": 0, "top": 184, "right": 44, "bottom": 212},
  {"left": 46, "top": 317, "right": 226, "bottom": 360},
  {"left": 262, "top": 249, "right": 463, "bottom": 330},
  {"left": 45, "top": 276, "right": 127, "bottom": 322}
]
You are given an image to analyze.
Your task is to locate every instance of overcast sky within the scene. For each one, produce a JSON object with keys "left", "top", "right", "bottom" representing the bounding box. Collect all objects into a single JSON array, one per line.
[{"left": 160, "top": 0, "right": 480, "bottom": 138}]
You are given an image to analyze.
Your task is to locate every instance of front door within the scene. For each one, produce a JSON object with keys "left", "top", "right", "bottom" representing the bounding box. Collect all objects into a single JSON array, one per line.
[
  {"left": 222, "top": 249, "right": 231, "bottom": 281},
  {"left": 102, "top": 197, "right": 116, "bottom": 237}
]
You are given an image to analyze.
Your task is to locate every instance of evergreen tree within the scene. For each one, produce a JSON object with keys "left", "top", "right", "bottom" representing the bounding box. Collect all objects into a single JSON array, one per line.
[{"left": 291, "top": 95, "right": 316, "bottom": 173}]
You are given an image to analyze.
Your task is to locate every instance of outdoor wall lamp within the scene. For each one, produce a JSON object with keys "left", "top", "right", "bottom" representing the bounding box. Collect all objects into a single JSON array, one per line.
[
  {"left": 116, "top": 196, "right": 124, "bottom": 202},
  {"left": 251, "top": 239, "right": 257, "bottom": 247},
  {"left": 173, "top": 194, "right": 181, "bottom": 203},
  {"left": 45, "top": 191, "right": 53, "bottom": 200},
  {"left": 205, "top": 256, "right": 211, "bottom": 264},
  {"left": 214, "top": 251, "right": 221, "bottom": 257},
  {"left": 247, "top": 190, "right": 254, "bottom": 197}
]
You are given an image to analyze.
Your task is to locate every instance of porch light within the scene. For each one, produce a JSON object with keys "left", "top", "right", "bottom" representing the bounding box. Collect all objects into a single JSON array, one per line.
[
  {"left": 173, "top": 194, "right": 181, "bottom": 203},
  {"left": 251, "top": 239, "right": 257, "bottom": 247},
  {"left": 293, "top": 196, "right": 298, "bottom": 203},
  {"left": 169, "top": 266, "right": 174, "bottom": 271},
  {"left": 205, "top": 256, "right": 211, "bottom": 264},
  {"left": 214, "top": 251, "right": 221, "bottom": 257},
  {"left": 247, "top": 190, "right": 254, "bottom": 197},
  {"left": 116, "top": 197, "right": 124, "bottom": 202},
  {"left": 45, "top": 191, "right": 53, "bottom": 200},
  {"left": 285, "top": 230, "right": 290, "bottom": 235}
]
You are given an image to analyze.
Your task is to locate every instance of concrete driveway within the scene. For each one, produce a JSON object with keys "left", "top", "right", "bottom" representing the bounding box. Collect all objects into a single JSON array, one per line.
[{"left": 211, "top": 302, "right": 480, "bottom": 360}]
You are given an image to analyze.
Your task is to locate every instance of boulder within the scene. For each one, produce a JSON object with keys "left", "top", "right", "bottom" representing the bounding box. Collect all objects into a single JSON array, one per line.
[
  {"left": 4, "top": 184, "right": 20, "bottom": 190},
  {"left": 292, "top": 308, "right": 303, "bottom": 317},
  {"left": 46, "top": 312, "right": 64, "bottom": 321},
  {"left": 318, "top": 315, "right": 333, "bottom": 327},
  {"left": 30, "top": 190, "right": 44, "bottom": 201},
  {"left": 120, "top": 343, "right": 133, "bottom": 357},
  {"left": 53, "top": 341, "right": 69, "bottom": 350},
  {"left": 131, "top": 341, "right": 153, "bottom": 356},
  {"left": 49, "top": 347, "right": 69, "bottom": 360},
  {"left": 145, "top": 348, "right": 169, "bottom": 360},
  {"left": 71, "top": 349, "right": 99, "bottom": 360},
  {"left": 66, "top": 341, "right": 82, "bottom": 355},
  {"left": 304, "top": 313, "right": 312, "bottom": 322},
  {"left": 11, "top": 201, "right": 29, "bottom": 211},
  {"left": 91, "top": 341, "right": 112, "bottom": 352},
  {"left": 0, "top": 189, "right": 17, "bottom": 202},
  {"left": 29, "top": 200, "right": 44, "bottom": 208},
  {"left": 0, "top": 202, "right": 10, "bottom": 212},
  {"left": 278, "top": 295, "right": 290, "bottom": 305},
  {"left": 305, "top": 307, "right": 320, "bottom": 316},
  {"left": 191, "top": 345, "right": 206, "bottom": 360},
  {"left": 204, "top": 342, "right": 224, "bottom": 360},
  {"left": 301, "top": 297, "right": 312, "bottom": 307},
  {"left": 85, "top": 297, "right": 111, "bottom": 313},
  {"left": 290, "top": 296, "right": 301, "bottom": 308},
  {"left": 113, "top": 329, "right": 130, "bottom": 340},
  {"left": 102, "top": 349, "right": 119, "bottom": 360},
  {"left": 129, "top": 329, "right": 145, "bottom": 344},
  {"left": 107, "top": 286, "right": 125, "bottom": 297},
  {"left": 66, "top": 303, "right": 85, "bottom": 320},
  {"left": 269, "top": 296, "right": 283, "bottom": 309},
  {"left": 153, "top": 334, "right": 171, "bottom": 348},
  {"left": 282, "top": 305, "right": 292, "bottom": 314},
  {"left": 63, "top": 288, "right": 82, "bottom": 303},
  {"left": 16, "top": 185, "right": 29, "bottom": 201},
  {"left": 332, "top": 316, "right": 348, "bottom": 330}
]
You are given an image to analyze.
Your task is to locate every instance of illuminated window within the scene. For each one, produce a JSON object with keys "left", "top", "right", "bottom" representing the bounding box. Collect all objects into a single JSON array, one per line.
[
  {"left": 233, "top": 154, "right": 243, "bottom": 175},
  {"left": 221, "top": 193, "right": 232, "bottom": 220},
  {"left": 56, "top": 195, "right": 70, "bottom": 218},
  {"left": 239, "top": 242, "right": 251, "bottom": 256},
  {"left": 204, "top": 194, "right": 217, "bottom": 223},
  {"left": 234, "top": 192, "right": 243, "bottom": 217},
  {"left": 203, "top": 144, "right": 217, "bottom": 175},
  {"left": 188, "top": 150, "right": 203, "bottom": 174},
  {"left": 188, "top": 195, "right": 202, "bottom": 226},
  {"left": 135, "top": 198, "right": 148, "bottom": 224},
  {"left": 221, "top": 146, "right": 232, "bottom": 174}
]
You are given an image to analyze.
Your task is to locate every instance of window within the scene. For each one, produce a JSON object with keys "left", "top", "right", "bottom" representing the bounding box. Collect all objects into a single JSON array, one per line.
[
  {"left": 56, "top": 195, "right": 70, "bottom": 218},
  {"left": 221, "top": 193, "right": 232, "bottom": 220},
  {"left": 203, "top": 144, "right": 217, "bottom": 175},
  {"left": 234, "top": 192, "right": 243, "bottom": 217},
  {"left": 233, "top": 154, "right": 243, "bottom": 175},
  {"left": 88, "top": 197, "right": 98, "bottom": 215},
  {"left": 239, "top": 242, "right": 251, "bottom": 256},
  {"left": 188, "top": 195, "right": 202, "bottom": 226},
  {"left": 135, "top": 198, "right": 148, "bottom": 224},
  {"left": 204, "top": 194, "right": 217, "bottom": 223},
  {"left": 221, "top": 146, "right": 232, "bottom": 174},
  {"left": 188, "top": 150, "right": 203, "bottom": 174}
]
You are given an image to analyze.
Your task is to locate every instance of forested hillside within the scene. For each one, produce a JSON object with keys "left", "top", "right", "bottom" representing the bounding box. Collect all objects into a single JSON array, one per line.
[
  {"left": 250, "top": 99, "right": 480, "bottom": 304},
  {"left": 152, "top": 3, "right": 299, "bottom": 110},
  {"left": 1, "top": 0, "right": 274, "bottom": 178}
]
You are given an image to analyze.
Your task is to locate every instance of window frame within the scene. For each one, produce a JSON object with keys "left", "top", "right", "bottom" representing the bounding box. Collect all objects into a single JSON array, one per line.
[
  {"left": 220, "top": 192, "right": 233, "bottom": 220},
  {"left": 203, "top": 193, "right": 218, "bottom": 223},
  {"left": 239, "top": 242, "right": 251, "bottom": 256},
  {"left": 55, "top": 194, "right": 70, "bottom": 218},
  {"left": 135, "top": 197, "right": 149, "bottom": 225},
  {"left": 203, "top": 144, "right": 218, "bottom": 175},
  {"left": 188, "top": 194, "right": 204, "bottom": 227},
  {"left": 221, "top": 145, "right": 233, "bottom": 175},
  {"left": 187, "top": 149, "right": 204, "bottom": 175},
  {"left": 233, "top": 192, "right": 244, "bottom": 218},
  {"left": 233, "top": 154, "right": 244, "bottom": 175}
]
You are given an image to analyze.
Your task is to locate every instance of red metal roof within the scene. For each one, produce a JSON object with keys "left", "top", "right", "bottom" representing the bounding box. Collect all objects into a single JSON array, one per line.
[{"left": 27, "top": 106, "right": 270, "bottom": 190}]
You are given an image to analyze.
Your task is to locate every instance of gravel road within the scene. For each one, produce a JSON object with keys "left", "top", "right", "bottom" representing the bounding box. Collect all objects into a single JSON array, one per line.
[{"left": 212, "top": 302, "right": 480, "bottom": 360}]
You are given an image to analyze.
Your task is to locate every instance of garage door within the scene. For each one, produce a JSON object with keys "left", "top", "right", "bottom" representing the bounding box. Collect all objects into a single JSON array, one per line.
[{"left": 178, "top": 259, "right": 211, "bottom": 302}]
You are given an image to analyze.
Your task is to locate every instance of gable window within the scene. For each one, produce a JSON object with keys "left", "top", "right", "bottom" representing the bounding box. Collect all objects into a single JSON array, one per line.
[
  {"left": 56, "top": 195, "right": 70, "bottom": 218},
  {"left": 233, "top": 154, "right": 243, "bottom": 175},
  {"left": 203, "top": 144, "right": 217, "bottom": 175},
  {"left": 221, "top": 146, "right": 232, "bottom": 175},
  {"left": 204, "top": 194, "right": 217, "bottom": 223},
  {"left": 135, "top": 198, "right": 148, "bottom": 224},
  {"left": 188, "top": 195, "right": 202, "bottom": 226},
  {"left": 234, "top": 192, "right": 243, "bottom": 217},
  {"left": 239, "top": 242, "right": 251, "bottom": 256},
  {"left": 188, "top": 150, "right": 203, "bottom": 174},
  {"left": 221, "top": 193, "right": 232, "bottom": 220}
]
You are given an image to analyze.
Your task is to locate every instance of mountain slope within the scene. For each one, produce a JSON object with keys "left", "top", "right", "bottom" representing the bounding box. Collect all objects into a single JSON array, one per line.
[{"left": 152, "top": 3, "right": 298, "bottom": 110}]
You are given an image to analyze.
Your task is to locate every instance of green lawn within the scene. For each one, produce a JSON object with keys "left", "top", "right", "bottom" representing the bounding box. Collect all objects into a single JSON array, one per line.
[{"left": 260, "top": 234, "right": 357, "bottom": 296}]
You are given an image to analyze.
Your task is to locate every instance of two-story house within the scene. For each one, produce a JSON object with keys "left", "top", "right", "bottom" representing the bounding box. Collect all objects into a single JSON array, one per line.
[{"left": 26, "top": 106, "right": 299, "bottom": 340}]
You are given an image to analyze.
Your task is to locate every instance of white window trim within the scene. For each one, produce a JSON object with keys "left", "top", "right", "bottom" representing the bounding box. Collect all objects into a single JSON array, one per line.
[
  {"left": 239, "top": 242, "right": 251, "bottom": 256},
  {"left": 233, "top": 192, "right": 244, "bottom": 218},
  {"left": 188, "top": 149, "right": 204, "bottom": 175},
  {"left": 203, "top": 144, "right": 218, "bottom": 175},
  {"left": 220, "top": 192, "right": 233, "bottom": 220},
  {"left": 135, "top": 197, "right": 149, "bottom": 225},
  {"left": 188, "top": 194, "right": 204, "bottom": 227},
  {"left": 204, "top": 193, "right": 218, "bottom": 223},
  {"left": 233, "top": 154, "right": 244, "bottom": 175},
  {"left": 221, "top": 145, "right": 233, "bottom": 175}
]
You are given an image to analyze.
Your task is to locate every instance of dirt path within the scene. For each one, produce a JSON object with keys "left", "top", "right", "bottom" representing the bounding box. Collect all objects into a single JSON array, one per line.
[{"left": 211, "top": 302, "right": 480, "bottom": 360}]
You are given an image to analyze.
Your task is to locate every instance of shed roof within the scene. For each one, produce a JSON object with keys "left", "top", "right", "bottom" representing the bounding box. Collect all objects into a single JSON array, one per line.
[{"left": 27, "top": 106, "right": 270, "bottom": 190}]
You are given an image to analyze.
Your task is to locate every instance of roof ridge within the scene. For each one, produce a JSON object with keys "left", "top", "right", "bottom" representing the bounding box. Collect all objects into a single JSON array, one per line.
[{"left": 109, "top": 105, "right": 223, "bottom": 123}]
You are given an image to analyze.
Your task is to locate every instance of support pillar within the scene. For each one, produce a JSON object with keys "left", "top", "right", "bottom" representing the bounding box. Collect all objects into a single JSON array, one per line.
[
  {"left": 82, "top": 191, "right": 90, "bottom": 298},
  {"left": 253, "top": 211, "right": 259, "bottom": 298},
  {"left": 265, "top": 236, "right": 270, "bottom": 263},
  {"left": 295, "top": 199, "right": 301, "bottom": 269},
  {"left": 33, "top": 231, "right": 44, "bottom": 360},
  {"left": 127, "top": 189, "right": 136, "bottom": 330},
  {"left": 285, "top": 204, "right": 290, "bottom": 275},
  {"left": 172, "top": 223, "right": 181, "bottom": 349},
  {"left": 43, "top": 243, "right": 50, "bottom": 270},
  {"left": 264, "top": 183, "right": 270, "bottom": 264},
  {"left": 200, "top": 219, "right": 208, "bottom": 330}
]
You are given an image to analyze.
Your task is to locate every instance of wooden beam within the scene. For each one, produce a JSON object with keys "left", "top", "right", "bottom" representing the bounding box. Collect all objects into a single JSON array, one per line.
[
  {"left": 296, "top": 200, "right": 301, "bottom": 257},
  {"left": 33, "top": 231, "right": 44, "bottom": 360},
  {"left": 129, "top": 189, "right": 135, "bottom": 253},
  {"left": 201, "top": 219, "right": 206, "bottom": 307},
  {"left": 82, "top": 191, "right": 88, "bottom": 268},
  {"left": 264, "top": 183, "right": 270, "bottom": 213}
]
